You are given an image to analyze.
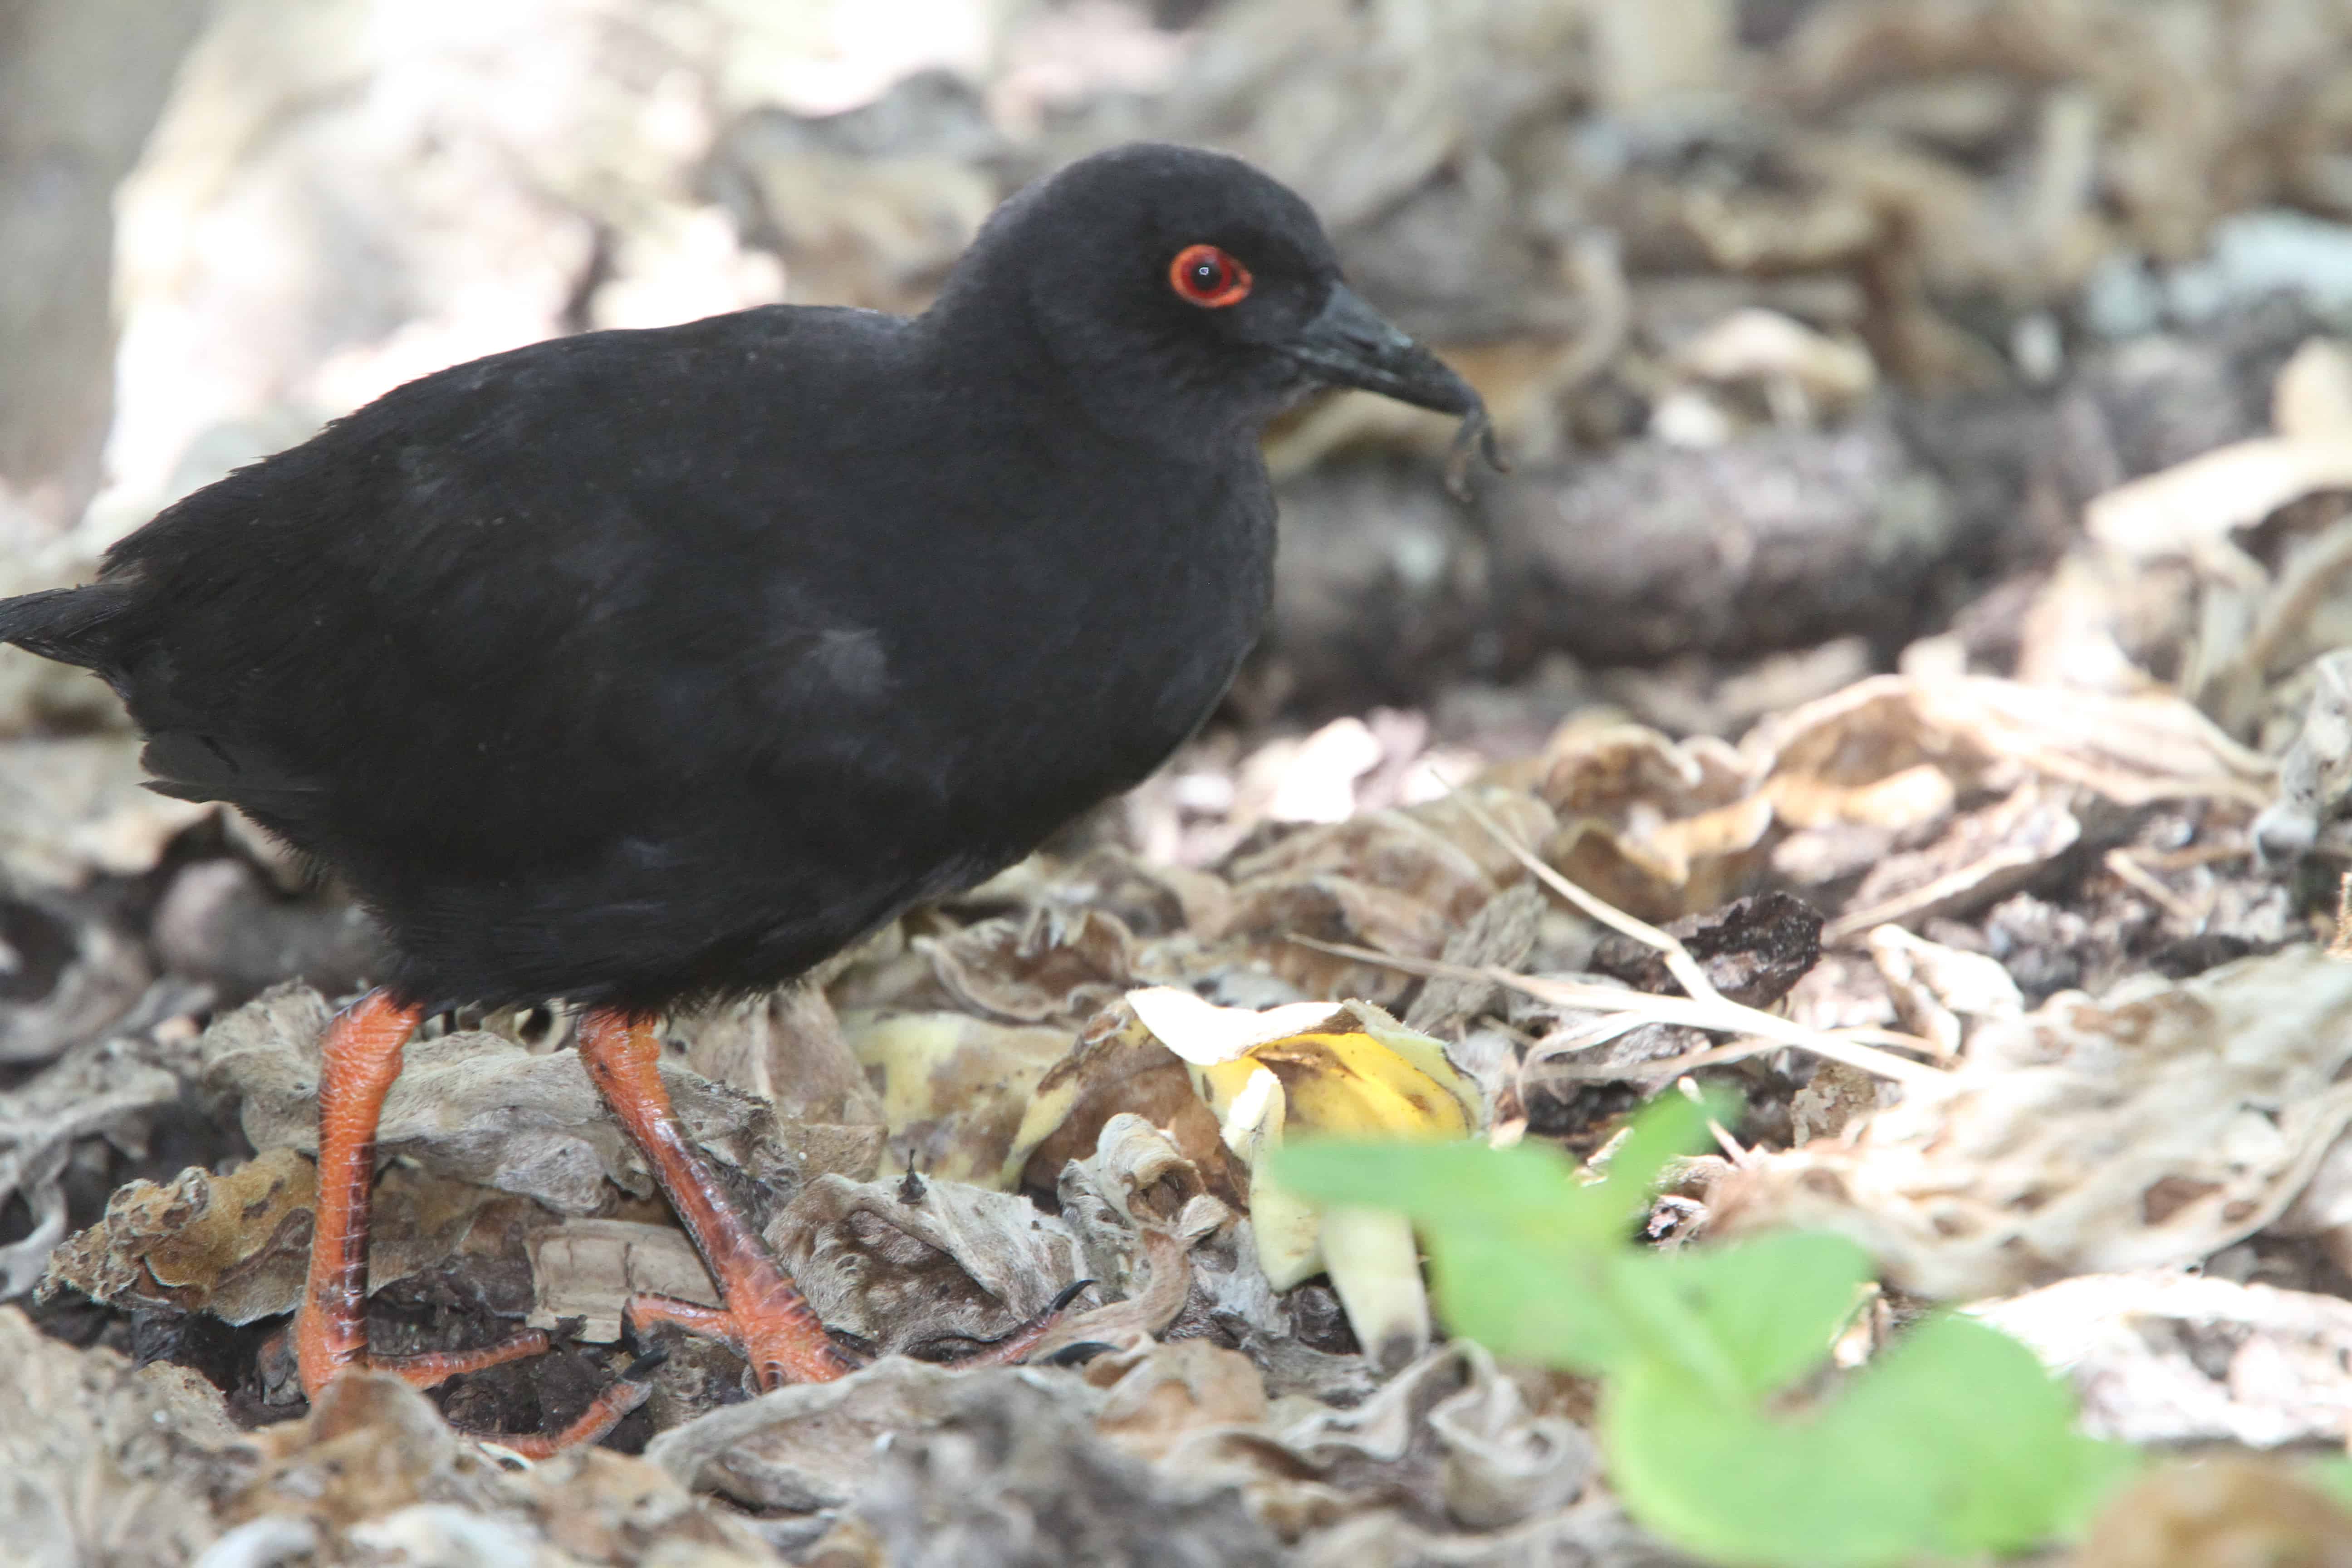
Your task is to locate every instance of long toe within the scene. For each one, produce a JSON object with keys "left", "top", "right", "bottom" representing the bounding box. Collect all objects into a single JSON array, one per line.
[
  {"left": 926, "top": 1278, "right": 1099, "bottom": 1371},
  {"left": 368, "top": 1328, "right": 551, "bottom": 1390},
  {"left": 456, "top": 1367, "right": 655, "bottom": 1460},
  {"left": 627, "top": 1289, "right": 862, "bottom": 1388}
]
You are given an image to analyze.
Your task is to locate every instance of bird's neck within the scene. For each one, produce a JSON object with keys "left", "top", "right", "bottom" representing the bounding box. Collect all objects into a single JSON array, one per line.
[{"left": 916, "top": 266, "right": 1263, "bottom": 466}]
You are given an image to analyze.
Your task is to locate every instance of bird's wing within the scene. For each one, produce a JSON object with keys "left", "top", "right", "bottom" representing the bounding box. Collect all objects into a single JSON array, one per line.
[{"left": 91, "top": 309, "right": 923, "bottom": 866}]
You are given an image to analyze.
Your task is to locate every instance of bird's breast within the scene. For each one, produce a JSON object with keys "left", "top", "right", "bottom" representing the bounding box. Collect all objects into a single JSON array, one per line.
[{"left": 875, "top": 456, "right": 1274, "bottom": 819}]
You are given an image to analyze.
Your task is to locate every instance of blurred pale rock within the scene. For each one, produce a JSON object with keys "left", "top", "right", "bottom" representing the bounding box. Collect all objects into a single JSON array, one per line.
[{"left": 0, "top": 0, "right": 211, "bottom": 534}]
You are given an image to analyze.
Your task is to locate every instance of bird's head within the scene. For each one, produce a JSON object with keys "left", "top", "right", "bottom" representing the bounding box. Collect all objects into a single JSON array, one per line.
[{"left": 931, "top": 142, "right": 1497, "bottom": 478}]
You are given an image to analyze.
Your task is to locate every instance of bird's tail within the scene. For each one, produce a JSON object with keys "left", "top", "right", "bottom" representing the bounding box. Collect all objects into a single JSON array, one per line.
[{"left": 0, "top": 582, "right": 140, "bottom": 671}]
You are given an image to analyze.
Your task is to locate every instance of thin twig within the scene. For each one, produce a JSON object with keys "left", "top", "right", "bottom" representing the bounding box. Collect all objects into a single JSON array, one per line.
[
  {"left": 1680, "top": 1076, "right": 1749, "bottom": 1163},
  {"left": 2103, "top": 848, "right": 2205, "bottom": 927},
  {"left": 1496, "top": 969, "right": 1949, "bottom": 1087},
  {"left": 1528, "top": 1034, "right": 1771, "bottom": 1083},
  {"left": 2134, "top": 839, "right": 2249, "bottom": 872},
  {"left": 1284, "top": 932, "right": 1947, "bottom": 1088},
  {"left": 1440, "top": 779, "right": 1729, "bottom": 1006}
]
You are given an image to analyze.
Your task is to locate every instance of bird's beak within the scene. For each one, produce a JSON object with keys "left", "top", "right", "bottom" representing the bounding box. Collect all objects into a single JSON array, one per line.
[
  {"left": 1283, "top": 284, "right": 1504, "bottom": 495},
  {"left": 1284, "top": 284, "right": 1479, "bottom": 415}
]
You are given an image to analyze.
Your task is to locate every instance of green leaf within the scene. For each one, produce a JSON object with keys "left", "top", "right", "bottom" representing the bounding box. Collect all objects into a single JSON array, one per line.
[
  {"left": 1606, "top": 1313, "right": 2136, "bottom": 1567},
  {"left": 1421, "top": 1221, "right": 1647, "bottom": 1374},
  {"left": 1586, "top": 1088, "right": 1733, "bottom": 1235},
  {"left": 1276, "top": 1109, "right": 1731, "bottom": 1377},
  {"left": 1646, "top": 1231, "right": 1874, "bottom": 1401},
  {"left": 1276, "top": 1138, "right": 1642, "bottom": 1372},
  {"left": 2312, "top": 1455, "right": 2352, "bottom": 1510},
  {"left": 1274, "top": 1137, "right": 1581, "bottom": 1230},
  {"left": 1273, "top": 1102, "right": 2140, "bottom": 1566}
]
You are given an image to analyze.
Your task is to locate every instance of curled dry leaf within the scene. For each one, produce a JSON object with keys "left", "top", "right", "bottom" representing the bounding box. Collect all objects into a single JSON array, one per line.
[
  {"left": 1215, "top": 875, "right": 1467, "bottom": 1006},
  {"left": 1040, "top": 1112, "right": 1231, "bottom": 1357},
  {"left": 0, "top": 733, "right": 210, "bottom": 892},
  {"left": 1586, "top": 890, "right": 1826, "bottom": 1008},
  {"left": 2, "top": 1031, "right": 182, "bottom": 1298},
  {"left": 1223, "top": 786, "right": 1557, "bottom": 901},
  {"left": 654, "top": 1360, "right": 1285, "bottom": 1563},
  {"left": 231, "top": 1371, "right": 771, "bottom": 1563},
  {"left": 1755, "top": 675, "right": 2274, "bottom": 815},
  {"left": 1213, "top": 787, "right": 1558, "bottom": 1004},
  {"left": 1976, "top": 1272, "right": 2352, "bottom": 1449},
  {"left": 2082, "top": 338, "right": 2352, "bottom": 564},
  {"left": 919, "top": 904, "right": 1141, "bottom": 1025},
  {"left": 2084, "top": 436, "right": 2352, "bottom": 561},
  {"left": 680, "top": 982, "right": 888, "bottom": 1181},
  {"left": 530, "top": 1173, "right": 1097, "bottom": 1397},
  {"left": 1087, "top": 1337, "right": 1270, "bottom": 1463},
  {"left": 1248, "top": 1342, "right": 1596, "bottom": 1534},
  {"left": 1519, "top": 891, "right": 1829, "bottom": 1102},
  {"left": 1668, "top": 306, "right": 1877, "bottom": 426},
  {"left": 45, "top": 1147, "right": 527, "bottom": 1325},
  {"left": 0, "top": 903, "right": 152, "bottom": 1067},
  {"left": 646, "top": 1356, "right": 983, "bottom": 1514},
  {"left": 1402, "top": 881, "right": 1547, "bottom": 1036},
  {"left": 1539, "top": 723, "right": 1770, "bottom": 921},
  {"left": 1712, "top": 946, "right": 2352, "bottom": 1298},
  {"left": 970, "top": 845, "right": 1233, "bottom": 942},
  {"left": 1531, "top": 674, "right": 2272, "bottom": 923},
  {"left": 1002, "top": 1002, "right": 1239, "bottom": 1200},
  {"left": 0, "top": 1308, "right": 240, "bottom": 1568},
  {"left": 1825, "top": 780, "right": 2083, "bottom": 942},
  {"left": 2035, "top": 338, "right": 2352, "bottom": 726},
  {"left": 527, "top": 1218, "right": 719, "bottom": 1344},
  {"left": 1866, "top": 924, "right": 2025, "bottom": 1059},
  {"left": 645, "top": 1333, "right": 1609, "bottom": 1565},
  {"left": 1052, "top": 1116, "right": 1362, "bottom": 1399},
  {"left": 2252, "top": 647, "right": 2352, "bottom": 862},
  {"left": 771, "top": 1172, "right": 1082, "bottom": 1358}
]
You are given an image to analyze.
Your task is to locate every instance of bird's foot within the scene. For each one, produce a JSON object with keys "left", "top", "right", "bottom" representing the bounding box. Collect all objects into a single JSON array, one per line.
[
  {"left": 319, "top": 1323, "right": 552, "bottom": 1391},
  {"left": 626, "top": 1286, "right": 860, "bottom": 1384},
  {"left": 362, "top": 1326, "right": 550, "bottom": 1382},
  {"left": 467, "top": 1362, "right": 657, "bottom": 1459},
  {"left": 286, "top": 1306, "right": 652, "bottom": 1455},
  {"left": 625, "top": 1276, "right": 1096, "bottom": 1390}
]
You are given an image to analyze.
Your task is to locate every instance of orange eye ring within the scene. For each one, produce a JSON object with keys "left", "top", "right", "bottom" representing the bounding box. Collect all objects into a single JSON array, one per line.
[{"left": 1168, "top": 244, "right": 1252, "bottom": 308}]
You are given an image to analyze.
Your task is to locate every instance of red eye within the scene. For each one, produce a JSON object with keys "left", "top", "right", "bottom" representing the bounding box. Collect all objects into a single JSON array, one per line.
[{"left": 1168, "top": 244, "right": 1251, "bottom": 308}]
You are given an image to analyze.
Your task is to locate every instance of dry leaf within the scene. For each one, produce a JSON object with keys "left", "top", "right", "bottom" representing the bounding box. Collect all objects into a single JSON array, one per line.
[
  {"left": 772, "top": 1173, "right": 1082, "bottom": 1357},
  {"left": 1715, "top": 945, "right": 2352, "bottom": 1298},
  {"left": 1978, "top": 1273, "right": 2352, "bottom": 1448},
  {"left": 841, "top": 1009, "right": 1077, "bottom": 1187}
]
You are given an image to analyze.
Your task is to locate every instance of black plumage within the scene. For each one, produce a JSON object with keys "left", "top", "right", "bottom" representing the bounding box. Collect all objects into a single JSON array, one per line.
[{"left": 1, "top": 142, "right": 1490, "bottom": 1017}]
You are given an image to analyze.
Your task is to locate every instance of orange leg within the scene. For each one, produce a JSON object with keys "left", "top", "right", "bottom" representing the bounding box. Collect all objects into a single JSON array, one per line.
[
  {"left": 579, "top": 1009, "right": 1095, "bottom": 1388},
  {"left": 578, "top": 1010, "right": 853, "bottom": 1386},
  {"left": 294, "top": 989, "right": 647, "bottom": 1448}
]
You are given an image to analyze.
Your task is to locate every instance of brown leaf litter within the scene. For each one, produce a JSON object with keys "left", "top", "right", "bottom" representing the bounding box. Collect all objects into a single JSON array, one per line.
[{"left": 1713, "top": 945, "right": 2352, "bottom": 1298}]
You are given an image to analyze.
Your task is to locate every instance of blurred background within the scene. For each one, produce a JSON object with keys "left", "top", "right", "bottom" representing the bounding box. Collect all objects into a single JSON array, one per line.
[
  {"left": 1, "top": 0, "right": 2342, "bottom": 711},
  {"left": 5, "top": 0, "right": 2352, "bottom": 992}
]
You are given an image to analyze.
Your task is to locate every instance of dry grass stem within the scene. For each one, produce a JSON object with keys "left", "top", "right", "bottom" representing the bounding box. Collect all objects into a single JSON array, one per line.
[
  {"left": 2103, "top": 849, "right": 2206, "bottom": 927},
  {"left": 1284, "top": 933, "right": 1946, "bottom": 1088},
  {"left": 1443, "top": 779, "right": 1732, "bottom": 1006}
]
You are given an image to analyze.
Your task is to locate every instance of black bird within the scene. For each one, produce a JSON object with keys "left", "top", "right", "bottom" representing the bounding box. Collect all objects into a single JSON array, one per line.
[{"left": 0, "top": 142, "right": 1494, "bottom": 1445}]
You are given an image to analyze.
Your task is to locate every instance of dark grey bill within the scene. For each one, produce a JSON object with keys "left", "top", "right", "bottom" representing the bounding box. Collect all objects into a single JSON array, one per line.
[{"left": 1284, "top": 284, "right": 1506, "bottom": 498}]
